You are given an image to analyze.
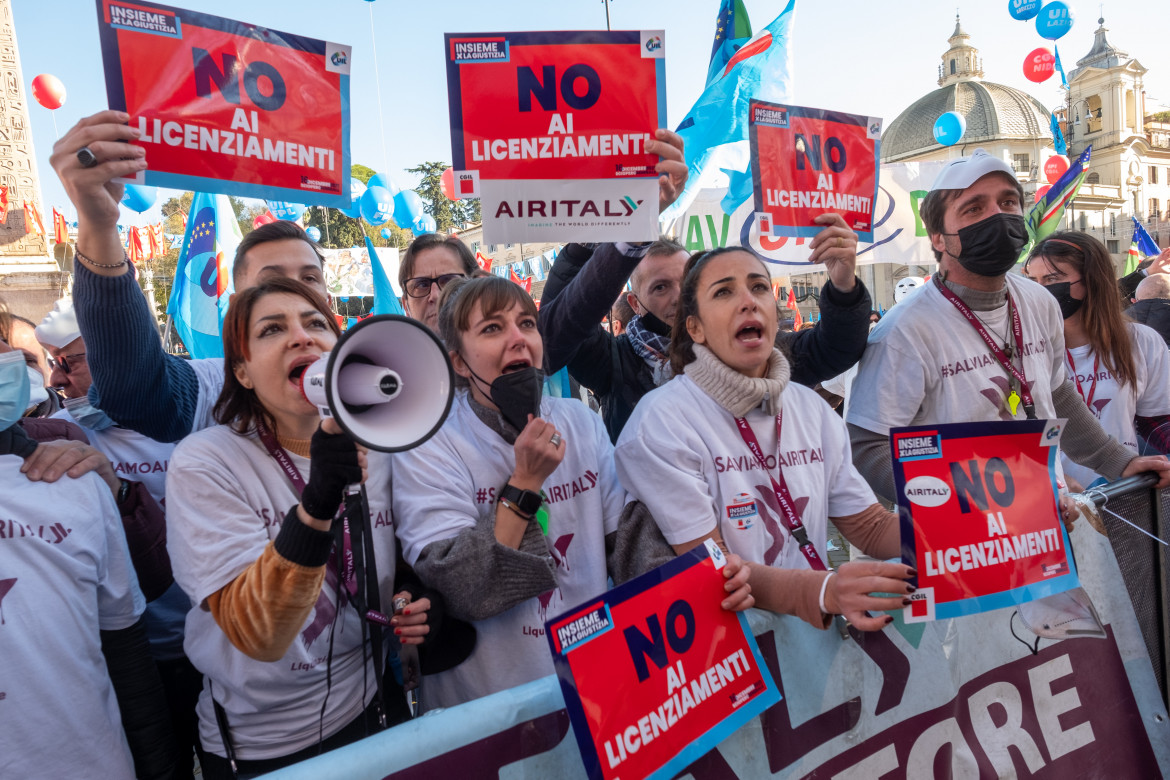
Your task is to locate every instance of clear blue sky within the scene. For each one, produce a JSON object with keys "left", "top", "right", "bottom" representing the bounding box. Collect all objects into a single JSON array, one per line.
[{"left": 12, "top": 0, "right": 1168, "bottom": 227}]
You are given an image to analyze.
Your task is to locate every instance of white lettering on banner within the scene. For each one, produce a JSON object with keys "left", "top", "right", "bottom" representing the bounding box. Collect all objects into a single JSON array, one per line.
[
  {"left": 1029, "top": 654, "right": 1096, "bottom": 759},
  {"left": 967, "top": 682, "right": 1046, "bottom": 775},
  {"left": 764, "top": 189, "right": 872, "bottom": 213},
  {"left": 471, "top": 133, "right": 650, "bottom": 162},
  {"left": 135, "top": 116, "right": 336, "bottom": 172},
  {"left": 922, "top": 528, "right": 1063, "bottom": 576},
  {"left": 603, "top": 649, "right": 753, "bottom": 770}
]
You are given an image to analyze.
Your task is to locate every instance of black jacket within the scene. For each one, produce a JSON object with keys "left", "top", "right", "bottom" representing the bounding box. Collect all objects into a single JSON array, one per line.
[
  {"left": 539, "top": 242, "right": 873, "bottom": 442},
  {"left": 1126, "top": 298, "right": 1170, "bottom": 348}
]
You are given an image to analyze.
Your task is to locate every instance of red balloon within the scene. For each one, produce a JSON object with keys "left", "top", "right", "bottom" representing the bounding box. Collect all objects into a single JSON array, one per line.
[
  {"left": 1023, "top": 47, "right": 1055, "bottom": 83},
  {"left": 1044, "top": 155, "right": 1070, "bottom": 183},
  {"left": 440, "top": 167, "right": 458, "bottom": 200},
  {"left": 1035, "top": 184, "right": 1052, "bottom": 202},
  {"left": 31, "top": 74, "right": 66, "bottom": 110},
  {"left": 253, "top": 212, "right": 276, "bottom": 229}
]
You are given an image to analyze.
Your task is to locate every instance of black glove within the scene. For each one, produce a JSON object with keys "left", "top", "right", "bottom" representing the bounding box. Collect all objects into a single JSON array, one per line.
[
  {"left": 300, "top": 426, "right": 362, "bottom": 520},
  {"left": 0, "top": 423, "right": 38, "bottom": 458}
]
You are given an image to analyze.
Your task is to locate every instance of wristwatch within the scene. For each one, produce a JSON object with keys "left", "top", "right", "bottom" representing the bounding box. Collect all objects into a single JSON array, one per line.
[{"left": 498, "top": 483, "right": 543, "bottom": 518}]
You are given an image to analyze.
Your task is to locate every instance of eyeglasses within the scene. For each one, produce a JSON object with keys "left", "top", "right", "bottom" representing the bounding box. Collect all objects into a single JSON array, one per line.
[
  {"left": 404, "top": 273, "right": 466, "bottom": 298},
  {"left": 48, "top": 352, "right": 87, "bottom": 374}
]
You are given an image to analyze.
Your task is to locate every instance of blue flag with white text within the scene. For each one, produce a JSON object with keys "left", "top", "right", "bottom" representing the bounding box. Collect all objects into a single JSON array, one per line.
[
  {"left": 662, "top": 0, "right": 797, "bottom": 222},
  {"left": 166, "top": 192, "right": 239, "bottom": 359}
]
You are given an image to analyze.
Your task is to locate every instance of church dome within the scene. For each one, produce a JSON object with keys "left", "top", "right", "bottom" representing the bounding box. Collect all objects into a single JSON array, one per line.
[
  {"left": 881, "top": 15, "right": 1054, "bottom": 162},
  {"left": 882, "top": 81, "right": 1053, "bottom": 162}
]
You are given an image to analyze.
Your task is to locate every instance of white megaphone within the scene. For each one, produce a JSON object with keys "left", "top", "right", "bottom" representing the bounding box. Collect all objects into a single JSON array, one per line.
[{"left": 300, "top": 315, "right": 454, "bottom": 452}]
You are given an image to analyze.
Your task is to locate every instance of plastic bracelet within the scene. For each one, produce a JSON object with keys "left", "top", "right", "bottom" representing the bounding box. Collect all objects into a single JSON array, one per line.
[
  {"left": 818, "top": 571, "right": 836, "bottom": 615},
  {"left": 75, "top": 247, "right": 128, "bottom": 269}
]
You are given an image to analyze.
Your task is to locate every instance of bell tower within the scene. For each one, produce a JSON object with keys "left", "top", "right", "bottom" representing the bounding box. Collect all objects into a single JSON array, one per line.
[{"left": 937, "top": 13, "right": 984, "bottom": 87}]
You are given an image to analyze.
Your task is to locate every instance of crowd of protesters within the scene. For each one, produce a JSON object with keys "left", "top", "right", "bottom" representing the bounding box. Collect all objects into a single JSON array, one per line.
[{"left": 2, "top": 109, "right": 1170, "bottom": 778}]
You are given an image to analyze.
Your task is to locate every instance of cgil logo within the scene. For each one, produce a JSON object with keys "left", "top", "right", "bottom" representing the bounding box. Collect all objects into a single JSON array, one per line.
[{"left": 904, "top": 475, "right": 952, "bottom": 508}]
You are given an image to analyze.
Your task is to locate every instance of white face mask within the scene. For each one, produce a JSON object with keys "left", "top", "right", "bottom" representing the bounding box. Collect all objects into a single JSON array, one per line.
[{"left": 25, "top": 366, "right": 48, "bottom": 412}]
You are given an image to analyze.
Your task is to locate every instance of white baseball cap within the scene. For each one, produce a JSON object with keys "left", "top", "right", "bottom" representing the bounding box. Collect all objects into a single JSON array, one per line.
[
  {"left": 929, "top": 148, "right": 1018, "bottom": 192},
  {"left": 34, "top": 297, "right": 81, "bottom": 349}
]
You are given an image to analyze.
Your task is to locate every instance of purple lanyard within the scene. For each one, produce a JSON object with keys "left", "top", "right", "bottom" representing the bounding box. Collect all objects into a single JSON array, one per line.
[
  {"left": 733, "top": 413, "right": 827, "bottom": 571},
  {"left": 256, "top": 422, "right": 355, "bottom": 597},
  {"left": 934, "top": 277, "right": 1036, "bottom": 419}
]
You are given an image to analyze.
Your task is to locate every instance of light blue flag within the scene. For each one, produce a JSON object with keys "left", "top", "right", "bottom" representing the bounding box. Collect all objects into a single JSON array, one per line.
[
  {"left": 706, "top": 0, "right": 754, "bottom": 87},
  {"left": 661, "top": 0, "right": 797, "bottom": 222},
  {"left": 1054, "top": 46, "right": 1069, "bottom": 90},
  {"left": 1132, "top": 216, "right": 1161, "bottom": 257},
  {"left": 1050, "top": 112, "right": 1067, "bottom": 156},
  {"left": 365, "top": 234, "right": 405, "bottom": 316},
  {"left": 166, "top": 192, "right": 239, "bottom": 359}
]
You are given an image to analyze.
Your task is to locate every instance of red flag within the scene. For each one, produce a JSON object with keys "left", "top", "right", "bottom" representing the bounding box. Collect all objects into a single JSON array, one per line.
[
  {"left": 52, "top": 208, "right": 69, "bottom": 244},
  {"left": 771, "top": 278, "right": 782, "bottom": 299},
  {"left": 146, "top": 223, "right": 164, "bottom": 260},
  {"left": 127, "top": 226, "right": 145, "bottom": 265},
  {"left": 475, "top": 250, "right": 493, "bottom": 274},
  {"left": 179, "top": 210, "right": 188, "bottom": 231},
  {"left": 509, "top": 265, "right": 532, "bottom": 294},
  {"left": 0, "top": 185, "right": 9, "bottom": 223},
  {"left": 154, "top": 223, "right": 169, "bottom": 255},
  {"left": 785, "top": 287, "right": 803, "bottom": 330},
  {"left": 23, "top": 201, "right": 44, "bottom": 236}
]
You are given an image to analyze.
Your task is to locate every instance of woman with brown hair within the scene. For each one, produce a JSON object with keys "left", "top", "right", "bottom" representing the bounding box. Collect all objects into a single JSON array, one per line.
[
  {"left": 392, "top": 275, "right": 752, "bottom": 710},
  {"left": 1024, "top": 231, "right": 1170, "bottom": 488},
  {"left": 165, "top": 277, "right": 431, "bottom": 777},
  {"left": 615, "top": 247, "right": 914, "bottom": 631}
]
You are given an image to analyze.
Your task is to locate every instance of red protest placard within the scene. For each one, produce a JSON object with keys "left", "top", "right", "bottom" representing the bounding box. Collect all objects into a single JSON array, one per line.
[
  {"left": 750, "top": 102, "right": 882, "bottom": 241},
  {"left": 446, "top": 31, "right": 666, "bottom": 182},
  {"left": 891, "top": 420, "right": 1079, "bottom": 622},
  {"left": 546, "top": 540, "right": 778, "bottom": 780},
  {"left": 96, "top": 0, "right": 351, "bottom": 207}
]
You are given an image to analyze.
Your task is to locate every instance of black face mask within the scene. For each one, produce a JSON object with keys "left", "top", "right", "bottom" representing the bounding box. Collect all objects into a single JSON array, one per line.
[
  {"left": 1043, "top": 281, "right": 1084, "bottom": 320},
  {"left": 466, "top": 364, "right": 545, "bottom": 432},
  {"left": 637, "top": 306, "right": 673, "bottom": 337},
  {"left": 943, "top": 213, "right": 1029, "bottom": 277}
]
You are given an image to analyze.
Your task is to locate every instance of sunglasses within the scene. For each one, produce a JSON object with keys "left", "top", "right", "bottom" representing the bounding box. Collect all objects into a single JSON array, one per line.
[
  {"left": 404, "top": 273, "right": 466, "bottom": 299},
  {"left": 48, "top": 352, "right": 87, "bottom": 374}
]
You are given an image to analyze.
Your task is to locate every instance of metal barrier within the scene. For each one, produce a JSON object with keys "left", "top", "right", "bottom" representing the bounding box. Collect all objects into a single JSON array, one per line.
[{"left": 1080, "top": 472, "right": 1170, "bottom": 703}]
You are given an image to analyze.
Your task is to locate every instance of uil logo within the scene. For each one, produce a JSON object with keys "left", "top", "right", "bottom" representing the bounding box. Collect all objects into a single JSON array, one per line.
[
  {"left": 644, "top": 36, "right": 662, "bottom": 52},
  {"left": 331, "top": 51, "right": 348, "bottom": 67}
]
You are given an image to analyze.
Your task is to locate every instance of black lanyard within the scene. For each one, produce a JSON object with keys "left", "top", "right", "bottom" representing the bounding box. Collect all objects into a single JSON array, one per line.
[
  {"left": 733, "top": 413, "right": 827, "bottom": 571},
  {"left": 934, "top": 277, "right": 1037, "bottom": 419}
]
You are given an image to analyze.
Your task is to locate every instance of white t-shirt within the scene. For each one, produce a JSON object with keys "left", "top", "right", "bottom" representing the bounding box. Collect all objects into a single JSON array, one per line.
[
  {"left": 1061, "top": 322, "right": 1170, "bottom": 487},
  {"left": 0, "top": 458, "right": 144, "bottom": 779},
  {"left": 615, "top": 377, "right": 875, "bottom": 569},
  {"left": 848, "top": 274, "right": 1068, "bottom": 434},
  {"left": 165, "top": 424, "right": 396, "bottom": 760},
  {"left": 54, "top": 409, "right": 176, "bottom": 507},
  {"left": 189, "top": 358, "right": 226, "bottom": 434},
  {"left": 393, "top": 393, "right": 627, "bottom": 710}
]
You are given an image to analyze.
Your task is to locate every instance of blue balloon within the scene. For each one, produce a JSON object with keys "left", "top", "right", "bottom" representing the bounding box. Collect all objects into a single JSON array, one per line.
[
  {"left": 360, "top": 185, "right": 394, "bottom": 225},
  {"left": 393, "top": 190, "right": 425, "bottom": 229},
  {"left": 121, "top": 184, "right": 157, "bottom": 213},
  {"left": 266, "top": 201, "right": 306, "bottom": 222},
  {"left": 337, "top": 177, "right": 366, "bottom": 219},
  {"left": 933, "top": 111, "right": 966, "bottom": 146},
  {"left": 367, "top": 173, "right": 396, "bottom": 194},
  {"left": 1035, "top": 1, "right": 1074, "bottom": 39},
  {"left": 1008, "top": 0, "right": 1041, "bottom": 20},
  {"left": 413, "top": 214, "right": 437, "bottom": 234},
  {"left": 305, "top": 226, "right": 321, "bottom": 242},
  {"left": 380, "top": 228, "right": 392, "bottom": 239}
]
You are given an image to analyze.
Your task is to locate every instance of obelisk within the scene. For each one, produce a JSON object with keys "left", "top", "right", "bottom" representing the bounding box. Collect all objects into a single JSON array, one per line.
[{"left": 0, "top": 0, "right": 66, "bottom": 321}]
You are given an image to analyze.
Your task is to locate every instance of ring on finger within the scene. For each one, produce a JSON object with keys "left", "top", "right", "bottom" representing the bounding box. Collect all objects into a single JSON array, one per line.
[
  {"left": 76, "top": 146, "right": 99, "bottom": 169},
  {"left": 836, "top": 236, "right": 843, "bottom": 249},
  {"left": 549, "top": 432, "right": 562, "bottom": 448}
]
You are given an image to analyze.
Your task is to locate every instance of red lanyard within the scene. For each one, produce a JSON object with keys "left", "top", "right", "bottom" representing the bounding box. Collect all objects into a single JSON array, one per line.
[
  {"left": 934, "top": 277, "right": 1036, "bottom": 419},
  {"left": 256, "top": 422, "right": 355, "bottom": 597},
  {"left": 1065, "top": 349, "right": 1100, "bottom": 407},
  {"left": 733, "top": 413, "right": 827, "bottom": 571}
]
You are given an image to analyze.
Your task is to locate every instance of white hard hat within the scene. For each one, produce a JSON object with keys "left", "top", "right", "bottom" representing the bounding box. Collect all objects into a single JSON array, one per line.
[{"left": 34, "top": 297, "right": 81, "bottom": 349}]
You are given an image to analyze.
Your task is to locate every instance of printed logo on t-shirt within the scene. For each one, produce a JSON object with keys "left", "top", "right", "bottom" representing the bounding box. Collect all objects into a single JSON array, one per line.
[
  {"left": 726, "top": 493, "right": 758, "bottom": 530},
  {"left": 1088, "top": 398, "right": 1111, "bottom": 419},
  {"left": 939, "top": 339, "right": 1047, "bottom": 380}
]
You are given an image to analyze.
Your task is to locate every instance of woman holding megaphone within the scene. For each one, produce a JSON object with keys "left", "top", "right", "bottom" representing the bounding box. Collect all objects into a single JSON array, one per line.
[
  {"left": 165, "top": 277, "right": 433, "bottom": 777},
  {"left": 392, "top": 275, "right": 754, "bottom": 711},
  {"left": 615, "top": 247, "right": 915, "bottom": 631}
]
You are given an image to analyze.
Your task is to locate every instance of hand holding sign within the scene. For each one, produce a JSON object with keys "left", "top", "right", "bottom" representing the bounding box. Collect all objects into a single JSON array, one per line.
[
  {"left": 806, "top": 212, "right": 859, "bottom": 292},
  {"left": 823, "top": 560, "right": 915, "bottom": 631},
  {"left": 719, "top": 552, "right": 754, "bottom": 611},
  {"left": 647, "top": 128, "right": 688, "bottom": 214},
  {"left": 50, "top": 110, "right": 147, "bottom": 239}
]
